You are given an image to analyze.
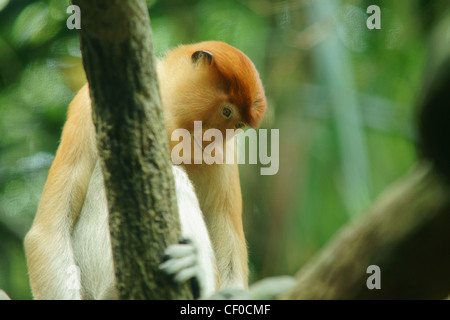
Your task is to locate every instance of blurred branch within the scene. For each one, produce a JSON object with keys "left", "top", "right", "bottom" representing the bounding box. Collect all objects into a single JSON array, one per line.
[
  {"left": 284, "top": 162, "right": 450, "bottom": 299},
  {"left": 308, "top": 0, "right": 371, "bottom": 217}
]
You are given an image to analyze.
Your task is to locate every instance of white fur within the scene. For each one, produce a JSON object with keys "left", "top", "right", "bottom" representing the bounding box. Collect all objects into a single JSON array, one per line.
[
  {"left": 70, "top": 162, "right": 216, "bottom": 299},
  {"left": 71, "top": 161, "right": 116, "bottom": 299},
  {"left": 171, "top": 165, "right": 216, "bottom": 297}
]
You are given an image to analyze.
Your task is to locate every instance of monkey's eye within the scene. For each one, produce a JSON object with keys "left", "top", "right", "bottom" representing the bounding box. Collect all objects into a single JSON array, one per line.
[
  {"left": 235, "top": 122, "right": 245, "bottom": 129},
  {"left": 222, "top": 106, "right": 232, "bottom": 119}
]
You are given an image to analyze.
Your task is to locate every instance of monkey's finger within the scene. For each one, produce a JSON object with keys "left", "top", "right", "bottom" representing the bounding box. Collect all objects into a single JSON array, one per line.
[
  {"left": 173, "top": 266, "right": 198, "bottom": 283},
  {"left": 159, "top": 254, "right": 197, "bottom": 275},
  {"left": 163, "top": 243, "right": 196, "bottom": 259}
]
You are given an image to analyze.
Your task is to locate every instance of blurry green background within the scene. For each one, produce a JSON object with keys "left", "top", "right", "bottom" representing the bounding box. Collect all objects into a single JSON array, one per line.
[{"left": 0, "top": 0, "right": 449, "bottom": 299}]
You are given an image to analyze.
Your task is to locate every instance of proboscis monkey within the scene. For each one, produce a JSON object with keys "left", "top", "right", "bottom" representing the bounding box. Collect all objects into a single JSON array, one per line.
[{"left": 25, "top": 41, "right": 267, "bottom": 299}]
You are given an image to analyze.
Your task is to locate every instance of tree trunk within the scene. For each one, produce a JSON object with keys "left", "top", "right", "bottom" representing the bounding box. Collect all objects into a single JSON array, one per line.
[{"left": 71, "top": 0, "right": 192, "bottom": 299}]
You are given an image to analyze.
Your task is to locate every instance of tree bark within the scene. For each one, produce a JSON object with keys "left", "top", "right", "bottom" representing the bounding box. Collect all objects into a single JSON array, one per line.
[{"left": 71, "top": 0, "right": 192, "bottom": 299}]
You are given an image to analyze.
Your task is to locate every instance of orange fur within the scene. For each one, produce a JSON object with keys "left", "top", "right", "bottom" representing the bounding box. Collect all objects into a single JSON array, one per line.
[
  {"left": 188, "top": 41, "right": 266, "bottom": 128},
  {"left": 158, "top": 41, "right": 267, "bottom": 136},
  {"left": 24, "top": 84, "right": 98, "bottom": 299}
]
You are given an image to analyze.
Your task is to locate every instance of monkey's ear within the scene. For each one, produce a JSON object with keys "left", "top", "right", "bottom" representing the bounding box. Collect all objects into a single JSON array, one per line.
[{"left": 191, "top": 50, "right": 214, "bottom": 65}]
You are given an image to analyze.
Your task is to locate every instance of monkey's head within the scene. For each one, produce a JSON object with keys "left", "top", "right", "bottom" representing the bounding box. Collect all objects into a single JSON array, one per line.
[{"left": 158, "top": 41, "right": 267, "bottom": 159}]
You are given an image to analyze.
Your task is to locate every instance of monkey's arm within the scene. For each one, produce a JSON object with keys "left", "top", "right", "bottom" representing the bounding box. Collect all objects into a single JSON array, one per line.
[
  {"left": 160, "top": 165, "right": 218, "bottom": 299},
  {"left": 186, "top": 163, "right": 248, "bottom": 289},
  {"left": 214, "top": 163, "right": 248, "bottom": 289},
  {"left": 24, "top": 85, "right": 97, "bottom": 299}
]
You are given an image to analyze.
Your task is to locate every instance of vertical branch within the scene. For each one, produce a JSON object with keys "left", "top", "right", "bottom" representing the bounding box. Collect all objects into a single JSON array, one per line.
[
  {"left": 309, "top": 0, "right": 372, "bottom": 217},
  {"left": 71, "top": 0, "right": 192, "bottom": 299}
]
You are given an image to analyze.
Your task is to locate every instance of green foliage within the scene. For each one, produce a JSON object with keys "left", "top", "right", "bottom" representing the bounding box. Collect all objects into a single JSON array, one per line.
[{"left": 0, "top": 0, "right": 448, "bottom": 298}]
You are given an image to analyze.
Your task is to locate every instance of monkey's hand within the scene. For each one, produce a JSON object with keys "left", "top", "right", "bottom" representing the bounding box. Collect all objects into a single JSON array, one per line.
[
  {"left": 159, "top": 237, "right": 202, "bottom": 299},
  {"left": 209, "top": 276, "right": 297, "bottom": 300}
]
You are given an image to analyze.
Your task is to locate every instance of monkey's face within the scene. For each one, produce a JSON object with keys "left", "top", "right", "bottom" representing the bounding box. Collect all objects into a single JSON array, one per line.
[
  {"left": 171, "top": 83, "right": 247, "bottom": 164},
  {"left": 158, "top": 41, "right": 267, "bottom": 164}
]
